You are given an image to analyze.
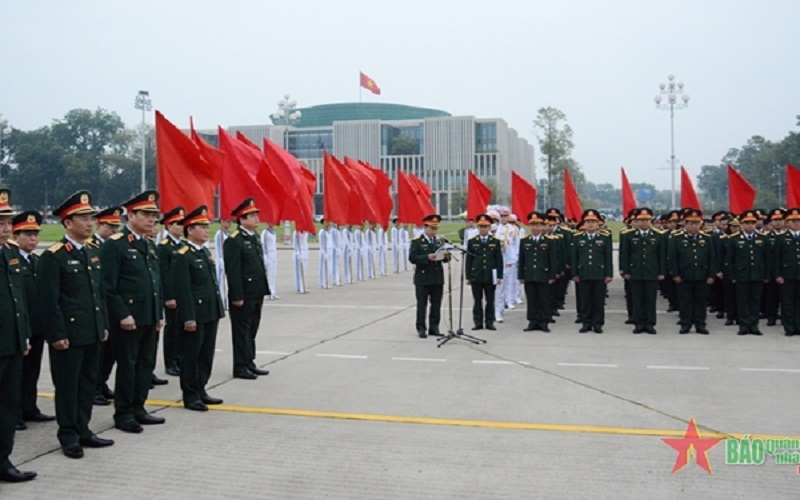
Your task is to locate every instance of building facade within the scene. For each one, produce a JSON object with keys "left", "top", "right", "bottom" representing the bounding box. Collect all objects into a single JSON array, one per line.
[{"left": 210, "top": 103, "right": 535, "bottom": 219}]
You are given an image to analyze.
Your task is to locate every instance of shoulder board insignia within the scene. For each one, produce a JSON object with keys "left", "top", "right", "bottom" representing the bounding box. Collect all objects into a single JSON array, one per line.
[
  {"left": 621, "top": 228, "right": 636, "bottom": 234},
  {"left": 652, "top": 228, "right": 666, "bottom": 234},
  {"left": 230, "top": 230, "right": 240, "bottom": 238},
  {"left": 160, "top": 238, "right": 170, "bottom": 245},
  {"left": 730, "top": 231, "right": 741, "bottom": 237},
  {"left": 7, "top": 239, "right": 19, "bottom": 247},
  {"left": 544, "top": 234, "right": 556, "bottom": 240},
  {"left": 110, "top": 233, "right": 125, "bottom": 240},
  {"left": 86, "top": 240, "right": 100, "bottom": 248},
  {"left": 178, "top": 246, "right": 190, "bottom": 255},
  {"left": 414, "top": 235, "right": 424, "bottom": 241},
  {"left": 574, "top": 231, "right": 585, "bottom": 236},
  {"left": 46, "top": 242, "right": 64, "bottom": 253}
]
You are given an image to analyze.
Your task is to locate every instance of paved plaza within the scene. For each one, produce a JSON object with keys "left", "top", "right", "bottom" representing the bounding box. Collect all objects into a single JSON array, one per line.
[{"left": 4, "top": 247, "right": 799, "bottom": 498}]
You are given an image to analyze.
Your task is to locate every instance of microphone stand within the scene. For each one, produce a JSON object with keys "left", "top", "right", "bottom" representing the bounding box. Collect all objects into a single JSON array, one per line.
[{"left": 437, "top": 242, "right": 487, "bottom": 348}]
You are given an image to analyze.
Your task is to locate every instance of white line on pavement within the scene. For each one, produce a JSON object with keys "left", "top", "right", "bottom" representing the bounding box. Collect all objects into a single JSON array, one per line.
[
  {"left": 256, "top": 350, "right": 293, "bottom": 355},
  {"left": 267, "top": 303, "right": 408, "bottom": 310},
  {"left": 391, "top": 357, "right": 448, "bottom": 362},
  {"left": 473, "top": 360, "right": 514, "bottom": 365},
  {"left": 558, "top": 363, "right": 618, "bottom": 368},
  {"left": 315, "top": 354, "right": 369, "bottom": 359},
  {"left": 646, "top": 365, "right": 710, "bottom": 370},
  {"left": 740, "top": 368, "right": 800, "bottom": 373}
]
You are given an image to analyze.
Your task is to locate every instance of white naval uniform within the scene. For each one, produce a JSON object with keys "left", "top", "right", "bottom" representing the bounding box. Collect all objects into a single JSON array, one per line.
[
  {"left": 342, "top": 227, "right": 354, "bottom": 284},
  {"left": 366, "top": 227, "right": 377, "bottom": 279},
  {"left": 261, "top": 227, "right": 278, "bottom": 299},
  {"left": 332, "top": 226, "right": 343, "bottom": 286},
  {"left": 293, "top": 230, "right": 309, "bottom": 293},
  {"left": 354, "top": 228, "right": 366, "bottom": 281},
  {"left": 318, "top": 227, "right": 332, "bottom": 289},
  {"left": 401, "top": 227, "right": 410, "bottom": 271},
  {"left": 390, "top": 225, "right": 401, "bottom": 273},
  {"left": 377, "top": 226, "right": 388, "bottom": 276},
  {"left": 214, "top": 228, "right": 230, "bottom": 309}
]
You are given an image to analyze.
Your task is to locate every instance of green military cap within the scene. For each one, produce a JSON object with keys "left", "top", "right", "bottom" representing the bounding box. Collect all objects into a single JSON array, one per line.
[
  {"left": 231, "top": 197, "right": 259, "bottom": 219},
  {"left": 161, "top": 206, "right": 185, "bottom": 226},
  {"left": 183, "top": 205, "right": 211, "bottom": 227},
  {"left": 423, "top": 214, "right": 442, "bottom": 227},
  {"left": 12, "top": 210, "right": 42, "bottom": 232},
  {"left": 0, "top": 187, "right": 15, "bottom": 216},
  {"left": 123, "top": 190, "right": 160, "bottom": 213},
  {"left": 96, "top": 206, "right": 123, "bottom": 225},
  {"left": 53, "top": 190, "right": 95, "bottom": 220}
]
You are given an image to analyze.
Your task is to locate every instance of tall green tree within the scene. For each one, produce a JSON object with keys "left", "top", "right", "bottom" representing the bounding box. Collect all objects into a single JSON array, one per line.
[{"left": 533, "top": 107, "right": 583, "bottom": 209}]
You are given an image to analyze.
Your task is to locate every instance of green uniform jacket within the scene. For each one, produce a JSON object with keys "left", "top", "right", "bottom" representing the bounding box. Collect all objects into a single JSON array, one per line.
[
  {"left": 100, "top": 227, "right": 163, "bottom": 327},
  {"left": 0, "top": 242, "right": 30, "bottom": 356},
  {"left": 18, "top": 252, "right": 43, "bottom": 336},
  {"left": 466, "top": 235, "right": 504, "bottom": 283},
  {"left": 518, "top": 235, "right": 557, "bottom": 282},
  {"left": 667, "top": 231, "right": 715, "bottom": 280},
  {"left": 775, "top": 231, "right": 800, "bottom": 280},
  {"left": 409, "top": 235, "right": 448, "bottom": 285},
  {"left": 173, "top": 244, "right": 225, "bottom": 325},
  {"left": 158, "top": 236, "right": 185, "bottom": 302},
  {"left": 38, "top": 239, "right": 107, "bottom": 346},
  {"left": 764, "top": 229, "right": 783, "bottom": 278},
  {"left": 725, "top": 231, "right": 769, "bottom": 281},
  {"left": 223, "top": 229, "right": 269, "bottom": 302},
  {"left": 619, "top": 228, "right": 666, "bottom": 279},
  {"left": 552, "top": 226, "right": 573, "bottom": 272},
  {"left": 571, "top": 231, "right": 613, "bottom": 280}
]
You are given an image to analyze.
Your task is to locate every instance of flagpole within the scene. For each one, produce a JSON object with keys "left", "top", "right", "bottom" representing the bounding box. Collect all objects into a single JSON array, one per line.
[{"left": 359, "top": 85, "right": 362, "bottom": 103}]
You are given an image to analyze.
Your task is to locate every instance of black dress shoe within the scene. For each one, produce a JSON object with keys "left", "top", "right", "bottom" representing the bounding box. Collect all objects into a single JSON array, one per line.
[
  {"left": 115, "top": 420, "right": 143, "bottom": 434},
  {"left": 523, "top": 324, "right": 535, "bottom": 332},
  {"left": 184, "top": 401, "right": 209, "bottom": 412},
  {"left": 486, "top": 323, "right": 496, "bottom": 330},
  {"left": 679, "top": 327, "right": 691, "bottom": 334},
  {"left": 79, "top": 435, "right": 114, "bottom": 448},
  {"left": 234, "top": 370, "right": 258, "bottom": 379},
  {"left": 646, "top": 327, "right": 657, "bottom": 334},
  {"left": 15, "top": 421, "right": 27, "bottom": 431},
  {"left": 417, "top": 329, "right": 427, "bottom": 338},
  {"left": 725, "top": 319, "right": 735, "bottom": 326},
  {"left": 250, "top": 367, "right": 270, "bottom": 376},
  {"left": 633, "top": 327, "right": 643, "bottom": 334},
  {"left": 24, "top": 412, "right": 56, "bottom": 422},
  {"left": 202, "top": 395, "right": 223, "bottom": 405},
  {"left": 540, "top": 326, "right": 551, "bottom": 332},
  {"left": 101, "top": 386, "right": 115, "bottom": 400},
  {"left": 785, "top": 332, "right": 796, "bottom": 337},
  {"left": 62, "top": 443, "right": 84, "bottom": 459},
  {"left": 737, "top": 330, "right": 747, "bottom": 336},
  {"left": 135, "top": 414, "right": 165, "bottom": 425},
  {"left": 0, "top": 466, "right": 37, "bottom": 482},
  {"left": 696, "top": 327, "right": 710, "bottom": 335},
  {"left": 579, "top": 326, "right": 591, "bottom": 333},
  {"left": 472, "top": 324, "right": 483, "bottom": 331},
  {"left": 151, "top": 375, "right": 168, "bottom": 386},
  {"left": 165, "top": 366, "right": 180, "bottom": 377},
  {"left": 593, "top": 326, "right": 603, "bottom": 334},
  {"left": 750, "top": 330, "right": 763, "bottom": 336},
  {"left": 574, "top": 318, "right": 583, "bottom": 324},
  {"left": 624, "top": 318, "right": 634, "bottom": 324},
  {"left": 93, "top": 394, "right": 110, "bottom": 406}
]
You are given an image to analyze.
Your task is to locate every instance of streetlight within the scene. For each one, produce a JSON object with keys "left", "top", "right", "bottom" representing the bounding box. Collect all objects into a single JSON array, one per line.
[
  {"left": 654, "top": 75, "right": 690, "bottom": 209},
  {"left": 134, "top": 90, "right": 152, "bottom": 191},
  {"left": 0, "top": 114, "right": 11, "bottom": 186},
  {"left": 271, "top": 94, "right": 302, "bottom": 150}
]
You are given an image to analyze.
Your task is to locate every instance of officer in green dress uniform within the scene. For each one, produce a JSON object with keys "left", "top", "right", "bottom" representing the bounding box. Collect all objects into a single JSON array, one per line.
[
  {"left": 619, "top": 210, "right": 637, "bottom": 325},
  {"left": 466, "top": 214, "right": 504, "bottom": 331},
  {"left": 90, "top": 207, "right": 123, "bottom": 406},
  {"left": 667, "top": 209, "right": 715, "bottom": 334},
  {"left": 409, "top": 214, "right": 449, "bottom": 337},
  {"left": 12, "top": 211, "right": 55, "bottom": 427},
  {"left": 173, "top": 206, "right": 225, "bottom": 410},
  {"left": 39, "top": 191, "right": 114, "bottom": 459},
  {"left": 726, "top": 210, "right": 769, "bottom": 335},
  {"left": 157, "top": 206, "right": 185, "bottom": 377},
  {"left": 619, "top": 207, "right": 666, "bottom": 334},
  {"left": 223, "top": 198, "right": 270, "bottom": 379},
  {"left": 518, "top": 212, "right": 556, "bottom": 332},
  {"left": 0, "top": 188, "right": 37, "bottom": 483},
  {"left": 572, "top": 209, "right": 613, "bottom": 333},
  {"left": 101, "top": 190, "right": 165, "bottom": 433},
  {"left": 775, "top": 208, "right": 800, "bottom": 336},
  {"left": 762, "top": 209, "right": 785, "bottom": 326}
]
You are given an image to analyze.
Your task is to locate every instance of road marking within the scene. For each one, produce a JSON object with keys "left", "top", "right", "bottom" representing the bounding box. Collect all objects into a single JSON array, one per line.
[
  {"left": 392, "top": 357, "right": 447, "bottom": 362},
  {"left": 257, "top": 350, "right": 293, "bottom": 355},
  {"left": 473, "top": 360, "right": 514, "bottom": 365},
  {"left": 740, "top": 368, "right": 800, "bottom": 373},
  {"left": 268, "top": 303, "right": 408, "bottom": 310},
  {"left": 558, "top": 363, "right": 618, "bottom": 368},
  {"left": 646, "top": 365, "right": 710, "bottom": 371},
  {"left": 315, "top": 354, "right": 368, "bottom": 359}
]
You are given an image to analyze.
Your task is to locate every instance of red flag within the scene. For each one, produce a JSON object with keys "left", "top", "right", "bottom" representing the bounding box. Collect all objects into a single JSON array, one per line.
[
  {"left": 467, "top": 171, "right": 491, "bottom": 220},
  {"left": 359, "top": 160, "right": 393, "bottom": 229},
  {"left": 262, "top": 139, "right": 316, "bottom": 234},
  {"left": 359, "top": 71, "right": 381, "bottom": 95},
  {"left": 787, "top": 164, "right": 800, "bottom": 207},
  {"left": 397, "top": 170, "right": 434, "bottom": 224},
  {"left": 511, "top": 170, "right": 536, "bottom": 220},
  {"left": 563, "top": 169, "right": 582, "bottom": 221},
  {"left": 620, "top": 167, "right": 636, "bottom": 217},
  {"left": 323, "top": 152, "right": 355, "bottom": 226},
  {"left": 409, "top": 174, "right": 435, "bottom": 215},
  {"left": 189, "top": 121, "right": 225, "bottom": 198},
  {"left": 680, "top": 166, "right": 702, "bottom": 211},
  {"left": 727, "top": 165, "right": 756, "bottom": 214},
  {"left": 344, "top": 157, "right": 380, "bottom": 224},
  {"left": 155, "top": 112, "right": 220, "bottom": 218}
]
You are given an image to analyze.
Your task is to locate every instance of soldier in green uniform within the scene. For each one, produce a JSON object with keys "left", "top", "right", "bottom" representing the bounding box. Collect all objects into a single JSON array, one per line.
[
  {"left": 12, "top": 211, "right": 55, "bottom": 428},
  {"left": 173, "top": 206, "right": 225, "bottom": 410},
  {"left": 518, "top": 212, "right": 556, "bottom": 332},
  {"left": 762, "top": 209, "right": 785, "bottom": 327},
  {"left": 39, "top": 191, "right": 114, "bottom": 458},
  {"left": 101, "top": 190, "right": 165, "bottom": 433},
  {"left": 466, "top": 214, "right": 504, "bottom": 331},
  {"left": 726, "top": 210, "right": 769, "bottom": 335},
  {"left": 572, "top": 209, "right": 613, "bottom": 334},
  {"left": 619, "top": 210, "right": 637, "bottom": 325},
  {"left": 775, "top": 208, "right": 800, "bottom": 336},
  {"left": 90, "top": 206, "right": 123, "bottom": 406},
  {"left": 409, "top": 214, "right": 449, "bottom": 337},
  {"left": 668, "top": 209, "right": 715, "bottom": 334},
  {"left": 619, "top": 208, "right": 666, "bottom": 334},
  {"left": 223, "top": 198, "right": 270, "bottom": 379},
  {"left": 546, "top": 208, "right": 573, "bottom": 314},
  {"left": 0, "top": 188, "right": 37, "bottom": 483},
  {"left": 158, "top": 206, "right": 185, "bottom": 377}
]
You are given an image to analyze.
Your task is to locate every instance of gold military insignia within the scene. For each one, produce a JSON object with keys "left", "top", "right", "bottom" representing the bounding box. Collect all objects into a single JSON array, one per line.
[
  {"left": 179, "top": 209, "right": 185, "bottom": 216},
  {"left": 80, "top": 193, "right": 89, "bottom": 204},
  {"left": 148, "top": 193, "right": 156, "bottom": 201},
  {"left": 27, "top": 214, "right": 36, "bottom": 223},
  {"left": 110, "top": 233, "right": 125, "bottom": 240},
  {"left": 230, "top": 230, "right": 240, "bottom": 238},
  {"left": 114, "top": 210, "right": 121, "bottom": 216},
  {"left": 178, "top": 246, "right": 190, "bottom": 255},
  {"left": 0, "top": 192, "right": 8, "bottom": 203},
  {"left": 47, "top": 242, "right": 64, "bottom": 253},
  {"left": 201, "top": 208, "right": 207, "bottom": 215}
]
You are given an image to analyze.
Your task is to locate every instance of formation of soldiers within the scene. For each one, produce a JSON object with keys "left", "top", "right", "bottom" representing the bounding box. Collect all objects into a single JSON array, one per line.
[
  {"left": 0, "top": 188, "right": 273, "bottom": 483},
  {"left": 410, "top": 205, "right": 800, "bottom": 340}
]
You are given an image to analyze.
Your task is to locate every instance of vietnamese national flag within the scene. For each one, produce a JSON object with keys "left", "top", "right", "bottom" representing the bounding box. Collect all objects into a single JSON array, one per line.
[
  {"left": 727, "top": 165, "right": 756, "bottom": 214},
  {"left": 359, "top": 71, "right": 381, "bottom": 95},
  {"left": 680, "top": 166, "right": 702, "bottom": 211},
  {"left": 787, "top": 164, "right": 800, "bottom": 207},
  {"left": 155, "top": 111, "right": 220, "bottom": 218},
  {"left": 262, "top": 138, "right": 316, "bottom": 234},
  {"left": 511, "top": 170, "right": 536, "bottom": 220},
  {"left": 620, "top": 167, "right": 636, "bottom": 217},
  {"left": 563, "top": 169, "right": 582, "bottom": 222},
  {"left": 467, "top": 171, "right": 492, "bottom": 220}
]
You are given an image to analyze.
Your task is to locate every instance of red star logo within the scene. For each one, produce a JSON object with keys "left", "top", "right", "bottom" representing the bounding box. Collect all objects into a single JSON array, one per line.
[{"left": 662, "top": 417, "right": 723, "bottom": 474}]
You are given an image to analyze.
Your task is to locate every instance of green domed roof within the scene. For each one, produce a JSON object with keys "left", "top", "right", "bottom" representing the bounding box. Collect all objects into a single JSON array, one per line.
[{"left": 273, "top": 102, "right": 450, "bottom": 128}]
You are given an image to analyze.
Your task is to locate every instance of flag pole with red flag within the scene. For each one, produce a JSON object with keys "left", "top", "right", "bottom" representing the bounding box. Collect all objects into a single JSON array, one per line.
[
  {"left": 727, "top": 165, "right": 757, "bottom": 214},
  {"left": 680, "top": 166, "right": 702, "bottom": 211},
  {"left": 563, "top": 169, "right": 582, "bottom": 222},
  {"left": 620, "top": 167, "right": 636, "bottom": 217},
  {"left": 467, "top": 171, "right": 492, "bottom": 220},
  {"left": 787, "top": 164, "right": 800, "bottom": 207},
  {"left": 511, "top": 170, "right": 536, "bottom": 219}
]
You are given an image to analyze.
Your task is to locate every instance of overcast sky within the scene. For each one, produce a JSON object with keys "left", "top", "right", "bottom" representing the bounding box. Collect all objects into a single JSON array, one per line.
[{"left": 3, "top": 0, "right": 798, "bottom": 190}]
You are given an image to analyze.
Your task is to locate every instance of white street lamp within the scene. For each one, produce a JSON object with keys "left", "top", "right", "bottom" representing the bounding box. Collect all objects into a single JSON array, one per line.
[
  {"left": 134, "top": 90, "right": 153, "bottom": 191},
  {"left": 0, "top": 114, "right": 11, "bottom": 186},
  {"left": 654, "top": 75, "right": 690, "bottom": 209}
]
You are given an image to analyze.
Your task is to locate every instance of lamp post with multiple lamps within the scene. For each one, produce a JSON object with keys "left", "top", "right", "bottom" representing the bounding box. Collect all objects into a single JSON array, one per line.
[
  {"left": 134, "top": 90, "right": 153, "bottom": 191},
  {"left": 654, "top": 75, "right": 690, "bottom": 209},
  {"left": 0, "top": 114, "right": 11, "bottom": 186},
  {"left": 271, "top": 95, "right": 302, "bottom": 244}
]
